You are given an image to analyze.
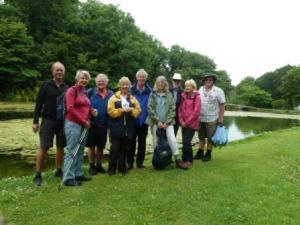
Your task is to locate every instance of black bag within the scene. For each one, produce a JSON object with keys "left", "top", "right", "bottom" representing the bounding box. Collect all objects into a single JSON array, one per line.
[
  {"left": 56, "top": 86, "right": 76, "bottom": 121},
  {"left": 152, "top": 128, "right": 172, "bottom": 170}
]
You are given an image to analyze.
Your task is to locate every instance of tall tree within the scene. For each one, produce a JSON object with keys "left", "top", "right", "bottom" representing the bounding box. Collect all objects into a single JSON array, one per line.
[
  {"left": 0, "top": 18, "right": 40, "bottom": 94},
  {"left": 281, "top": 66, "right": 300, "bottom": 109}
]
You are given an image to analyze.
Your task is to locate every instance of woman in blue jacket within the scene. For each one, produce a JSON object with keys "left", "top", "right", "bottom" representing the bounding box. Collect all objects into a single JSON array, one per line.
[{"left": 86, "top": 74, "right": 113, "bottom": 175}]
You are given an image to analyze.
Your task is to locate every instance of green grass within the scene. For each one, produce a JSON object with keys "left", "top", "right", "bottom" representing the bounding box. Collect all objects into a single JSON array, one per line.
[{"left": 1, "top": 127, "right": 300, "bottom": 225}]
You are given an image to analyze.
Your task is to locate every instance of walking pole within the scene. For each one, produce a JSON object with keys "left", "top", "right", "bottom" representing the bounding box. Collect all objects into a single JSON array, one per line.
[{"left": 57, "top": 128, "right": 88, "bottom": 191}]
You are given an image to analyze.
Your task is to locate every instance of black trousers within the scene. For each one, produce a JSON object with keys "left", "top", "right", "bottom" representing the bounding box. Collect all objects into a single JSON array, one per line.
[
  {"left": 182, "top": 127, "right": 196, "bottom": 163},
  {"left": 128, "top": 124, "right": 148, "bottom": 166},
  {"left": 109, "top": 137, "right": 129, "bottom": 173}
]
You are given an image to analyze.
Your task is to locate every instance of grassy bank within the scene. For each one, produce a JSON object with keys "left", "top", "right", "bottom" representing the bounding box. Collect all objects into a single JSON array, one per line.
[{"left": 0, "top": 127, "right": 300, "bottom": 225}]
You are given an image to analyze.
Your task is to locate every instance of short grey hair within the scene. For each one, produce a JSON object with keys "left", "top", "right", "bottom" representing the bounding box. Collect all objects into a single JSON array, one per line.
[
  {"left": 136, "top": 69, "right": 148, "bottom": 79},
  {"left": 95, "top": 73, "right": 109, "bottom": 85},
  {"left": 51, "top": 61, "right": 65, "bottom": 73},
  {"left": 153, "top": 76, "right": 169, "bottom": 92},
  {"left": 185, "top": 79, "right": 197, "bottom": 90},
  {"left": 118, "top": 76, "right": 131, "bottom": 88},
  {"left": 75, "top": 70, "right": 91, "bottom": 81}
]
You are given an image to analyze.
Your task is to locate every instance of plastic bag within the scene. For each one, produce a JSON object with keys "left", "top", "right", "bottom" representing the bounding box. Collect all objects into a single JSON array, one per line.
[{"left": 211, "top": 125, "right": 228, "bottom": 146}]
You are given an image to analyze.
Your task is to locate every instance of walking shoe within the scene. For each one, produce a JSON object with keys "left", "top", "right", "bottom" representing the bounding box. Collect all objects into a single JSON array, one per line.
[
  {"left": 137, "top": 164, "right": 146, "bottom": 169},
  {"left": 89, "top": 165, "right": 98, "bottom": 176},
  {"left": 194, "top": 149, "right": 204, "bottom": 160},
  {"left": 64, "top": 179, "right": 81, "bottom": 187},
  {"left": 203, "top": 150, "right": 212, "bottom": 161},
  {"left": 108, "top": 170, "right": 116, "bottom": 176},
  {"left": 175, "top": 160, "right": 188, "bottom": 170},
  {"left": 33, "top": 174, "right": 42, "bottom": 186},
  {"left": 75, "top": 175, "right": 92, "bottom": 182},
  {"left": 185, "top": 162, "right": 192, "bottom": 168},
  {"left": 54, "top": 168, "right": 63, "bottom": 178},
  {"left": 95, "top": 164, "right": 106, "bottom": 174}
]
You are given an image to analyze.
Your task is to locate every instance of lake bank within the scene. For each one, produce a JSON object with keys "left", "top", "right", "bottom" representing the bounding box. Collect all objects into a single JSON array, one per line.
[
  {"left": 1, "top": 127, "right": 300, "bottom": 225},
  {"left": 225, "top": 110, "right": 300, "bottom": 120}
]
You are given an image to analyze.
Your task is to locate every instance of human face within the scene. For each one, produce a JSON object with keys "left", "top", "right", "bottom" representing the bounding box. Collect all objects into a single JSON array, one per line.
[
  {"left": 96, "top": 78, "right": 107, "bottom": 90},
  {"left": 77, "top": 73, "right": 89, "bottom": 87},
  {"left": 156, "top": 80, "right": 165, "bottom": 92},
  {"left": 185, "top": 83, "right": 194, "bottom": 93},
  {"left": 120, "top": 81, "right": 130, "bottom": 95},
  {"left": 204, "top": 77, "right": 214, "bottom": 88},
  {"left": 172, "top": 79, "right": 181, "bottom": 88},
  {"left": 137, "top": 73, "right": 146, "bottom": 86},
  {"left": 52, "top": 63, "right": 65, "bottom": 81}
]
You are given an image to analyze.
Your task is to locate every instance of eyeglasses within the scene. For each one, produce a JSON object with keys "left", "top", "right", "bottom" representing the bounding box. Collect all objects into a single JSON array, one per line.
[
  {"left": 173, "top": 79, "right": 181, "bottom": 82},
  {"left": 204, "top": 78, "right": 213, "bottom": 82}
]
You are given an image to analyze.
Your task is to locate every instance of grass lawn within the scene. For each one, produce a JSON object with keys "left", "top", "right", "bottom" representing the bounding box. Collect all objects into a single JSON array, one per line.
[{"left": 0, "top": 127, "right": 300, "bottom": 225}]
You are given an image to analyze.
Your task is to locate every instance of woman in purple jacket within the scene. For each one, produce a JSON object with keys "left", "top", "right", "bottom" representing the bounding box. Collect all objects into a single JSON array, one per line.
[{"left": 178, "top": 79, "right": 201, "bottom": 167}]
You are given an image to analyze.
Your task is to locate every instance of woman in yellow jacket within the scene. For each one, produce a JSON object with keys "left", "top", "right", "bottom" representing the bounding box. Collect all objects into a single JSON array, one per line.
[{"left": 107, "top": 76, "right": 141, "bottom": 175}]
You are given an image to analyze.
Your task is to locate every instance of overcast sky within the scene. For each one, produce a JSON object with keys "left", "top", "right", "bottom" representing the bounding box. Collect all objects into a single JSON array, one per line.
[{"left": 99, "top": 0, "right": 300, "bottom": 85}]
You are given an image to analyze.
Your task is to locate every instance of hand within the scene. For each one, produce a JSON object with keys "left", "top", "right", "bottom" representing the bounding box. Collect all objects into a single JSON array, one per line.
[
  {"left": 157, "top": 121, "right": 164, "bottom": 128},
  {"left": 125, "top": 107, "right": 133, "bottom": 113},
  {"left": 32, "top": 123, "right": 39, "bottom": 133},
  {"left": 182, "top": 123, "right": 187, "bottom": 128},
  {"left": 83, "top": 120, "right": 90, "bottom": 129},
  {"left": 91, "top": 108, "right": 98, "bottom": 117}
]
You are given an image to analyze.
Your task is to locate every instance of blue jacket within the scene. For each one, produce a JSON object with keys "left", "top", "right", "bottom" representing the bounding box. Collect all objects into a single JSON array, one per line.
[
  {"left": 87, "top": 88, "right": 114, "bottom": 126},
  {"left": 131, "top": 83, "right": 152, "bottom": 127}
]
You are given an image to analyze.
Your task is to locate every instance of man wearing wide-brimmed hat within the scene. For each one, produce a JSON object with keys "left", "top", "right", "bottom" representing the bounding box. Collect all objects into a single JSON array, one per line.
[
  {"left": 170, "top": 73, "right": 183, "bottom": 136},
  {"left": 194, "top": 73, "right": 226, "bottom": 161}
]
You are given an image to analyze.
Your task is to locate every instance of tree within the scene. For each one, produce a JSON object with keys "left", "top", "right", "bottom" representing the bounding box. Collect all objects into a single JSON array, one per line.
[
  {"left": 234, "top": 76, "right": 273, "bottom": 108},
  {"left": 255, "top": 65, "right": 294, "bottom": 100},
  {"left": 167, "top": 45, "right": 216, "bottom": 82},
  {"left": 281, "top": 66, "right": 300, "bottom": 109},
  {"left": 0, "top": 18, "right": 40, "bottom": 95}
]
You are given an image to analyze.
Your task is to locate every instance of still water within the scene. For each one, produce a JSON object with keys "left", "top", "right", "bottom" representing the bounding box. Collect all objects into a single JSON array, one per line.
[{"left": 0, "top": 116, "right": 299, "bottom": 179}]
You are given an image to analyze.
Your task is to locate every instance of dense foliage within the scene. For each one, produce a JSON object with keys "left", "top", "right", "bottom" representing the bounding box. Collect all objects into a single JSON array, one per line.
[
  {"left": 1, "top": 0, "right": 230, "bottom": 100},
  {"left": 1, "top": 0, "right": 298, "bottom": 109}
]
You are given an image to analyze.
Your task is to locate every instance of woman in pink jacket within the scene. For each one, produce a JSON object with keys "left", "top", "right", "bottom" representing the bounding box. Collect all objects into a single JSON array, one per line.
[{"left": 178, "top": 79, "right": 201, "bottom": 167}]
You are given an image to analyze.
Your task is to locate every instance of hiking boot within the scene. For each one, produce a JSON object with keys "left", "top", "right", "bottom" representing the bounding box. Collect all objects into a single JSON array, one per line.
[
  {"left": 137, "top": 164, "right": 146, "bottom": 169},
  {"left": 64, "top": 179, "right": 81, "bottom": 187},
  {"left": 185, "top": 162, "right": 192, "bottom": 168},
  {"left": 175, "top": 160, "right": 188, "bottom": 170},
  {"left": 89, "top": 165, "right": 98, "bottom": 176},
  {"left": 54, "top": 168, "right": 63, "bottom": 178},
  {"left": 194, "top": 149, "right": 204, "bottom": 160},
  {"left": 203, "top": 150, "right": 212, "bottom": 162},
  {"left": 95, "top": 164, "right": 106, "bottom": 174},
  {"left": 33, "top": 174, "right": 42, "bottom": 186},
  {"left": 108, "top": 170, "right": 116, "bottom": 176},
  {"left": 75, "top": 175, "right": 92, "bottom": 182}
]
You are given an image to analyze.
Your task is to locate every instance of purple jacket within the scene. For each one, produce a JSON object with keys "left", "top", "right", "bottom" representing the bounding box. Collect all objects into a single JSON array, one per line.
[{"left": 178, "top": 91, "right": 201, "bottom": 130}]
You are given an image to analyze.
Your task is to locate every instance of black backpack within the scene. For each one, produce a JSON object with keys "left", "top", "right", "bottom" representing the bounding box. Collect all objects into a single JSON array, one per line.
[
  {"left": 56, "top": 86, "right": 76, "bottom": 121},
  {"left": 152, "top": 128, "right": 173, "bottom": 170}
]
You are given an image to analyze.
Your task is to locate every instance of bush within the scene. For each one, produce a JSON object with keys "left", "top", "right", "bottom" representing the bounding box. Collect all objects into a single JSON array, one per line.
[{"left": 272, "top": 99, "right": 286, "bottom": 109}]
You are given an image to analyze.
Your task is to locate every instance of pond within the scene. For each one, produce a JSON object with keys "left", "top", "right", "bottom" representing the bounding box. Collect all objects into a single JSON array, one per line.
[{"left": 0, "top": 115, "right": 299, "bottom": 179}]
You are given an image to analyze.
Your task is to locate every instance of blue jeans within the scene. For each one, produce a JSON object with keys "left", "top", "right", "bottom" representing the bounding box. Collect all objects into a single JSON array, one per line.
[{"left": 63, "top": 120, "right": 87, "bottom": 181}]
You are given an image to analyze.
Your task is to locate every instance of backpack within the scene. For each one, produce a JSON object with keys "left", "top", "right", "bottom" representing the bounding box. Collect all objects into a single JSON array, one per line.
[
  {"left": 211, "top": 125, "right": 228, "bottom": 146},
  {"left": 56, "top": 87, "right": 77, "bottom": 121},
  {"left": 152, "top": 128, "right": 173, "bottom": 170}
]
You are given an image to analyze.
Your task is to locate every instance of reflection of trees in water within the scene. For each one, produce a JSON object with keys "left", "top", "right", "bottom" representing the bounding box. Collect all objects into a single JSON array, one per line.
[{"left": 224, "top": 117, "right": 299, "bottom": 134}]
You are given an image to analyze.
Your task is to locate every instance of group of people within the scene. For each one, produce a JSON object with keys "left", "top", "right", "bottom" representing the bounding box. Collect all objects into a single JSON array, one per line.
[{"left": 32, "top": 61, "right": 226, "bottom": 187}]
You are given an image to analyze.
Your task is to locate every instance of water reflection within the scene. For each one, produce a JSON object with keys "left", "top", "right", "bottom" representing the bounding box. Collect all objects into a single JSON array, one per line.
[{"left": 224, "top": 116, "right": 300, "bottom": 142}]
